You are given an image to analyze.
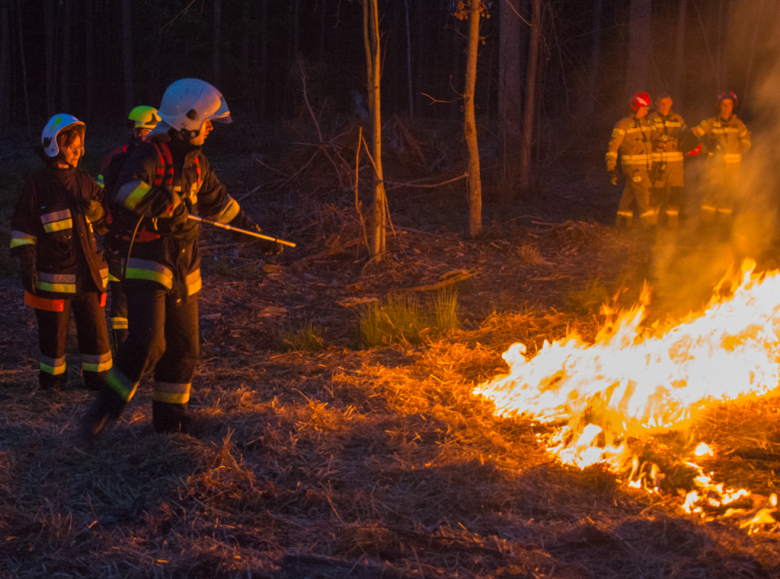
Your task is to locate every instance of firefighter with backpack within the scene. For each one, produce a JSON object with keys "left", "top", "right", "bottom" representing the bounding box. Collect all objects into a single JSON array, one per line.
[
  {"left": 81, "top": 79, "right": 282, "bottom": 436},
  {"left": 99, "top": 105, "right": 162, "bottom": 350}
]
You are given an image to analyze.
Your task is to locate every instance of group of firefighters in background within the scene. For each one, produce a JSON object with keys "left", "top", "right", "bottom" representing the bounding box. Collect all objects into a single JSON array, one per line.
[
  {"left": 606, "top": 90, "right": 751, "bottom": 230},
  {"left": 10, "top": 79, "right": 280, "bottom": 437}
]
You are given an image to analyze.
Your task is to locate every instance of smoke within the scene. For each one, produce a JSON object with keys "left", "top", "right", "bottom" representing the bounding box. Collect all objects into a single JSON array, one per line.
[{"left": 649, "top": 1, "right": 780, "bottom": 316}]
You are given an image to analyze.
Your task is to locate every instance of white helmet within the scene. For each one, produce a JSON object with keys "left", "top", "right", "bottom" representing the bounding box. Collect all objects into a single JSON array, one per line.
[
  {"left": 41, "top": 114, "right": 85, "bottom": 157},
  {"left": 156, "top": 79, "right": 232, "bottom": 138}
]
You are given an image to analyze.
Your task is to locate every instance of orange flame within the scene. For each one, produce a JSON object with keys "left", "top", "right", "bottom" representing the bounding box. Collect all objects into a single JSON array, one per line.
[{"left": 475, "top": 259, "right": 780, "bottom": 521}]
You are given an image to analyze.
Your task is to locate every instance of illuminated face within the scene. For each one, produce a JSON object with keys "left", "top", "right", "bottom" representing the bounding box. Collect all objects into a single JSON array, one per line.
[
  {"left": 189, "top": 120, "right": 213, "bottom": 146},
  {"left": 58, "top": 134, "right": 83, "bottom": 168},
  {"left": 719, "top": 98, "right": 734, "bottom": 119},
  {"left": 635, "top": 106, "right": 650, "bottom": 119},
  {"left": 135, "top": 127, "right": 152, "bottom": 140},
  {"left": 658, "top": 97, "right": 673, "bottom": 116}
]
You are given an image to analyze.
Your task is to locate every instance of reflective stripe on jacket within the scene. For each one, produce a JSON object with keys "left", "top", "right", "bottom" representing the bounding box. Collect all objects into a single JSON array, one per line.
[
  {"left": 606, "top": 115, "right": 654, "bottom": 172},
  {"left": 109, "top": 134, "right": 243, "bottom": 298},
  {"left": 10, "top": 166, "right": 109, "bottom": 300}
]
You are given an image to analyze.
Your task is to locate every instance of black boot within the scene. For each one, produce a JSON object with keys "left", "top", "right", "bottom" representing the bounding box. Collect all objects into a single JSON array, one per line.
[
  {"left": 80, "top": 387, "right": 126, "bottom": 438},
  {"left": 152, "top": 401, "right": 189, "bottom": 434}
]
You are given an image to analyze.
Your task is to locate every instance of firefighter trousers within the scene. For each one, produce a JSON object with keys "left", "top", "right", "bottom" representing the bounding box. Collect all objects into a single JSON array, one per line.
[
  {"left": 617, "top": 168, "right": 658, "bottom": 228},
  {"left": 108, "top": 280, "right": 129, "bottom": 351},
  {"left": 34, "top": 291, "right": 112, "bottom": 390},
  {"left": 105, "top": 279, "right": 198, "bottom": 432}
]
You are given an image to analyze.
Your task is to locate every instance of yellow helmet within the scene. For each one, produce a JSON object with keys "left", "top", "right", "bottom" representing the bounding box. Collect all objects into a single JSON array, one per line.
[{"left": 128, "top": 105, "right": 161, "bottom": 129}]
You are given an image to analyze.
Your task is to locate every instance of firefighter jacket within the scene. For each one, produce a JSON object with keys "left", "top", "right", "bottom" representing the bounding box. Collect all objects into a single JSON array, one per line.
[
  {"left": 693, "top": 115, "right": 751, "bottom": 186},
  {"left": 10, "top": 165, "right": 109, "bottom": 301},
  {"left": 109, "top": 132, "right": 246, "bottom": 299},
  {"left": 648, "top": 111, "right": 685, "bottom": 165},
  {"left": 606, "top": 115, "right": 654, "bottom": 174}
]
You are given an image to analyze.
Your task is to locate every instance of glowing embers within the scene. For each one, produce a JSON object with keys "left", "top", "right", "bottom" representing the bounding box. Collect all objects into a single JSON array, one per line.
[{"left": 475, "top": 259, "right": 780, "bottom": 524}]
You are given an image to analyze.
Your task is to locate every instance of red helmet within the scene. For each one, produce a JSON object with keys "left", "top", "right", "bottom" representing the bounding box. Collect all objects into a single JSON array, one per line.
[
  {"left": 630, "top": 91, "right": 652, "bottom": 111},
  {"left": 717, "top": 91, "right": 738, "bottom": 109}
]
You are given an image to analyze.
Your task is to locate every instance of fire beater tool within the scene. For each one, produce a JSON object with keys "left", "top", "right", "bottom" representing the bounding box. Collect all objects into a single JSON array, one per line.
[{"left": 187, "top": 215, "right": 296, "bottom": 247}]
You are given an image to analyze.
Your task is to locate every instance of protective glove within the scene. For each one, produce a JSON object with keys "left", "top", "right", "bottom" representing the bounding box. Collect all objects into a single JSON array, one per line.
[
  {"left": 169, "top": 203, "right": 191, "bottom": 226},
  {"left": 18, "top": 249, "right": 38, "bottom": 294},
  {"left": 74, "top": 197, "right": 105, "bottom": 223},
  {"left": 608, "top": 170, "right": 618, "bottom": 186}
]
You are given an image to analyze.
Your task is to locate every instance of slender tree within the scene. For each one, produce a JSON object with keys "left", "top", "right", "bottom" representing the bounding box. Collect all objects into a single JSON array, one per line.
[
  {"left": 459, "top": 0, "right": 483, "bottom": 236},
  {"left": 0, "top": 0, "right": 10, "bottom": 135},
  {"left": 498, "top": 0, "right": 523, "bottom": 183},
  {"left": 672, "top": 0, "right": 686, "bottom": 100},
  {"left": 583, "top": 0, "right": 603, "bottom": 118},
  {"left": 625, "top": 0, "right": 651, "bottom": 95},
  {"left": 404, "top": 0, "right": 414, "bottom": 118},
  {"left": 44, "top": 0, "right": 56, "bottom": 116},
  {"left": 85, "top": 0, "right": 94, "bottom": 121},
  {"left": 213, "top": 0, "right": 222, "bottom": 86},
  {"left": 121, "top": 0, "right": 133, "bottom": 113},
  {"left": 519, "top": 0, "right": 541, "bottom": 193},
  {"left": 16, "top": 0, "right": 31, "bottom": 136},
  {"left": 60, "top": 0, "right": 72, "bottom": 112},
  {"left": 363, "top": 0, "right": 387, "bottom": 256}
]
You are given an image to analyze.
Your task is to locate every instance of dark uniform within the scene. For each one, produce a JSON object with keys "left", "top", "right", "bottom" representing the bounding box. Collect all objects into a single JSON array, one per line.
[
  {"left": 648, "top": 110, "right": 686, "bottom": 228},
  {"left": 98, "top": 141, "right": 140, "bottom": 350},
  {"left": 97, "top": 132, "right": 254, "bottom": 432},
  {"left": 10, "top": 166, "right": 111, "bottom": 390}
]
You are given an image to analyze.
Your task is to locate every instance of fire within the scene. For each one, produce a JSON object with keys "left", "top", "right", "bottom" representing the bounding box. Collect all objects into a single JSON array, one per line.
[{"left": 475, "top": 259, "right": 780, "bottom": 526}]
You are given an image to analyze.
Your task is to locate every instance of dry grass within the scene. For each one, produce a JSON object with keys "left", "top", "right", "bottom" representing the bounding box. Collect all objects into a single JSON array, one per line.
[{"left": 2, "top": 178, "right": 780, "bottom": 577}]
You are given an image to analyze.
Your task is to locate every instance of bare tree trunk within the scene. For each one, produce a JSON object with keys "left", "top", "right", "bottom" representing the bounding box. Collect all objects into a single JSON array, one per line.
[
  {"left": 464, "top": 0, "right": 482, "bottom": 237},
  {"left": 519, "top": 0, "right": 540, "bottom": 193},
  {"left": 121, "top": 0, "right": 133, "bottom": 113},
  {"left": 85, "top": 0, "right": 94, "bottom": 121},
  {"left": 624, "top": 0, "right": 651, "bottom": 95},
  {"left": 16, "top": 0, "right": 31, "bottom": 136},
  {"left": 583, "top": 0, "right": 603, "bottom": 118},
  {"left": 498, "top": 0, "right": 523, "bottom": 179},
  {"left": 672, "top": 0, "right": 686, "bottom": 100},
  {"left": 363, "top": 0, "right": 386, "bottom": 256},
  {"left": 0, "top": 0, "right": 10, "bottom": 135},
  {"left": 213, "top": 0, "right": 221, "bottom": 86},
  {"left": 258, "top": 0, "right": 268, "bottom": 120},
  {"left": 44, "top": 0, "right": 55, "bottom": 116},
  {"left": 404, "top": 0, "right": 414, "bottom": 118},
  {"left": 742, "top": 0, "right": 765, "bottom": 103},
  {"left": 319, "top": 0, "right": 327, "bottom": 62},
  {"left": 60, "top": 0, "right": 71, "bottom": 112}
]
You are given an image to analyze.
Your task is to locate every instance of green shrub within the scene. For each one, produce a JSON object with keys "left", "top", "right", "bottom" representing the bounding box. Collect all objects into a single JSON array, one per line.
[
  {"left": 359, "top": 289, "right": 461, "bottom": 348},
  {"left": 434, "top": 287, "right": 460, "bottom": 332},
  {"left": 280, "top": 320, "right": 324, "bottom": 352}
]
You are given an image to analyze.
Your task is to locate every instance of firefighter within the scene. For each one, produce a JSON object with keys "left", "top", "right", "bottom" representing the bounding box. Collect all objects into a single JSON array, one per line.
[
  {"left": 81, "top": 79, "right": 279, "bottom": 436},
  {"left": 606, "top": 92, "right": 658, "bottom": 228},
  {"left": 10, "top": 115, "right": 111, "bottom": 391},
  {"left": 691, "top": 91, "right": 752, "bottom": 226},
  {"left": 99, "top": 106, "right": 161, "bottom": 351},
  {"left": 648, "top": 92, "right": 686, "bottom": 229}
]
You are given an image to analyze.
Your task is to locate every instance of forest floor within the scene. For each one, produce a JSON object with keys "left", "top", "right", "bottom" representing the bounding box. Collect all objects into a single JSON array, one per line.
[{"left": 2, "top": 123, "right": 780, "bottom": 578}]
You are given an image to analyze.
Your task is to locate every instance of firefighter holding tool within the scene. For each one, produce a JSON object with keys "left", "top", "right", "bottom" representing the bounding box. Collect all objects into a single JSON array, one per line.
[
  {"left": 81, "top": 79, "right": 284, "bottom": 436},
  {"left": 11, "top": 115, "right": 112, "bottom": 391}
]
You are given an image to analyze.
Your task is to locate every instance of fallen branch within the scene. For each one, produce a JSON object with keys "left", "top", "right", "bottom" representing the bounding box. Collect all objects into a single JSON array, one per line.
[{"left": 397, "top": 269, "right": 476, "bottom": 293}]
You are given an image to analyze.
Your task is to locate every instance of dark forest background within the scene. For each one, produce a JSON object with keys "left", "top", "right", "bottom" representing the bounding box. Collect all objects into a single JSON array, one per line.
[{"left": 0, "top": 0, "right": 776, "bottom": 169}]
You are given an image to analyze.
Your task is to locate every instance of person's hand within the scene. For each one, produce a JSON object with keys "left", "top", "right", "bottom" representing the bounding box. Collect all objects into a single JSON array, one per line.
[
  {"left": 608, "top": 170, "right": 618, "bottom": 185},
  {"left": 169, "top": 203, "right": 190, "bottom": 226},
  {"left": 74, "top": 197, "right": 105, "bottom": 222}
]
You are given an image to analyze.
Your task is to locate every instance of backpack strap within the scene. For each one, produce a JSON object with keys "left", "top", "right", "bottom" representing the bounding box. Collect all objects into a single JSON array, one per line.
[{"left": 152, "top": 142, "right": 174, "bottom": 188}]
